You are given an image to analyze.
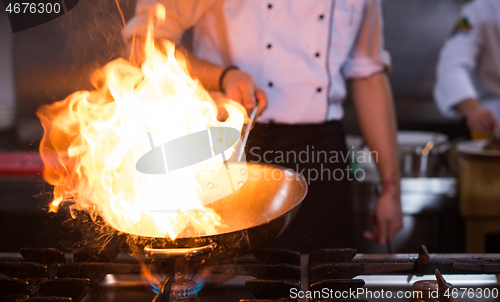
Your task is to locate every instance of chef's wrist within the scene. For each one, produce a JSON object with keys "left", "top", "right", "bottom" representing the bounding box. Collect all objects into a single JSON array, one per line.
[
  {"left": 219, "top": 65, "right": 239, "bottom": 94},
  {"left": 456, "top": 98, "right": 482, "bottom": 118},
  {"left": 381, "top": 178, "right": 400, "bottom": 197}
]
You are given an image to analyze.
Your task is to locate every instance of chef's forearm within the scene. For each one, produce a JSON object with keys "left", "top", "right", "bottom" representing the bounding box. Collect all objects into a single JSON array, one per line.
[
  {"left": 349, "top": 72, "right": 400, "bottom": 191},
  {"left": 182, "top": 50, "right": 225, "bottom": 91}
]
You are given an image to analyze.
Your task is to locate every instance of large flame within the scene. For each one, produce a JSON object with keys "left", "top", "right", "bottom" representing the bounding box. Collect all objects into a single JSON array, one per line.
[{"left": 37, "top": 4, "right": 245, "bottom": 240}]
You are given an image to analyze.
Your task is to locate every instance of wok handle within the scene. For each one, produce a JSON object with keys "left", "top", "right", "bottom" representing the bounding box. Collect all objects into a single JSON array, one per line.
[
  {"left": 144, "top": 242, "right": 217, "bottom": 258},
  {"left": 232, "top": 101, "right": 259, "bottom": 162}
]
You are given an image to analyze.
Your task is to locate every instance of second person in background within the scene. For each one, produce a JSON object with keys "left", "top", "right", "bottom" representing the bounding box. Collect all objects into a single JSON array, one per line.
[{"left": 434, "top": 0, "right": 500, "bottom": 136}]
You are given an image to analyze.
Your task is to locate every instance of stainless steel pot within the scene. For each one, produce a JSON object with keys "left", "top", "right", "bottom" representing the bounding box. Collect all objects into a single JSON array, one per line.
[
  {"left": 398, "top": 131, "right": 448, "bottom": 177},
  {"left": 400, "top": 147, "right": 441, "bottom": 177}
]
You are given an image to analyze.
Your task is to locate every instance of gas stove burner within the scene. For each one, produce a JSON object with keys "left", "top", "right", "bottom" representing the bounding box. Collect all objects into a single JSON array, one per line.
[
  {"left": 169, "top": 278, "right": 199, "bottom": 302},
  {"left": 410, "top": 270, "right": 456, "bottom": 302}
]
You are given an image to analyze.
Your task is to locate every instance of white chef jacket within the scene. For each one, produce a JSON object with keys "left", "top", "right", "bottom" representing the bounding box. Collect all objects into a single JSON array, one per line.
[
  {"left": 434, "top": 0, "right": 500, "bottom": 119},
  {"left": 124, "top": 0, "right": 391, "bottom": 124}
]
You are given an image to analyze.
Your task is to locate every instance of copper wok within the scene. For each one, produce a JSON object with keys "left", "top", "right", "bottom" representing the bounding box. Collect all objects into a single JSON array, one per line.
[{"left": 129, "top": 162, "right": 307, "bottom": 262}]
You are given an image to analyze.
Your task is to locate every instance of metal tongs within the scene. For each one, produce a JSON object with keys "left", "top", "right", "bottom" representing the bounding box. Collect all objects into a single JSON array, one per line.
[{"left": 232, "top": 103, "right": 259, "bottom": 162}]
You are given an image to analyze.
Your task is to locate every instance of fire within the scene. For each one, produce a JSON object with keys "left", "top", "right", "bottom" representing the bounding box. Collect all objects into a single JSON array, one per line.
[
  {"left": 37, "top": 4, "right": 246, "bottom": 240},
  {"left": 140, "top": 261, "right": 209, "bottom": 296}
]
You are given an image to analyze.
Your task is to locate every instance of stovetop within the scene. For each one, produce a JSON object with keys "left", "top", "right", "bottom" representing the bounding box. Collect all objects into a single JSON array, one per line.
[{"left": 1, "top": 246, "right": 499, "bottom": 302}]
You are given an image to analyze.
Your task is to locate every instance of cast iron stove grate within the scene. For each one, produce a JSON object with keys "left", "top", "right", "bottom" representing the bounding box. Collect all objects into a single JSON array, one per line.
[{"left": 1, "top": 246, "right": 500, "bottom": 302}]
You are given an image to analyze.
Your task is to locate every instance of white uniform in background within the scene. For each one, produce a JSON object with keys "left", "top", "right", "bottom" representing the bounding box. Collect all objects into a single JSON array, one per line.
[
  {"left": 124, "top": 0, "right": 390, "bottom": 125},
  {"left": 434, "top": 0, "right": 500, "bottom": 119}
]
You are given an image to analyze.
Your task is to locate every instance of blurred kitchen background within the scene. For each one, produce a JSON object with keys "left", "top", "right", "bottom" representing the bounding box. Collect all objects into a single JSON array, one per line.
[{"left": 2, "top": 0, "right": 499, "bottom": 254}]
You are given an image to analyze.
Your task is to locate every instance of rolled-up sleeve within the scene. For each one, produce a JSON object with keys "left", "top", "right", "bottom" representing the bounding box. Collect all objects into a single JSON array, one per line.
[
  {"left": 341, "top": 0, "right": 391, "bottom": 79},
  {"left": 433, "top": 4, "right": 482, "bottom": 117},
  {"left": 123, "top": 0, "right": 216, "bottom": 44}
]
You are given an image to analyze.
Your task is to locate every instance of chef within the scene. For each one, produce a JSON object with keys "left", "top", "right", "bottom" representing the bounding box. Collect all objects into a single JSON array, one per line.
[
  {"left": 434, "top": 0, "right": 500, "bottom": 135},
  {"left": 124, "top": 0, "right": 402, "bottom": 252}
]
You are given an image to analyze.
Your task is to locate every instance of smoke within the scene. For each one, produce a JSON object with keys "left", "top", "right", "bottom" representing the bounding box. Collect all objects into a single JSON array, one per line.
[{"left": 58, "top": 0, "right": 137, "bottom": 85}]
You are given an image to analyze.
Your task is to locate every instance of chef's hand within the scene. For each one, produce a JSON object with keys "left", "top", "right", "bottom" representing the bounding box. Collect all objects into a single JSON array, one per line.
[
  {"left": 467, "top": 108, "right": 497, "bottom": 134},
  {"left": 363, "top": 184, "right": 402, "bottom": 245},
  {"left": 221, "top": 69, "right": 268, "bottom": 116},
  {"left": 456, "top": 98, "right": 498, "bottom": 134}
]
